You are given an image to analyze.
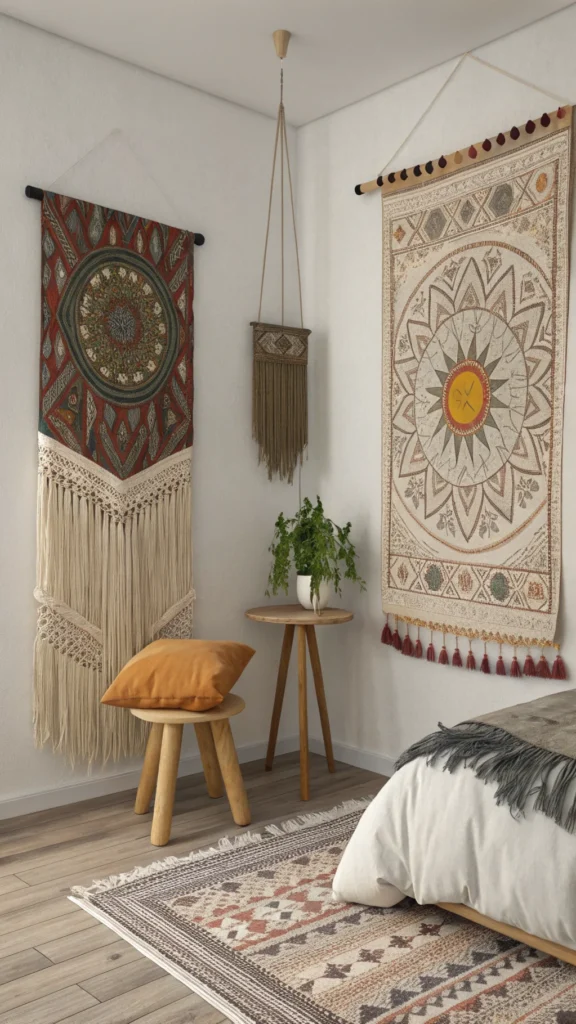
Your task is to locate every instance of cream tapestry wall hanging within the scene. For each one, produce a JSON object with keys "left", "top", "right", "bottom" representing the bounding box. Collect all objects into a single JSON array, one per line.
[
  {"left": 378, "top": 108, "right": 572, "bottom": 677},
  {"left": 34, "top": 191, "right": 195, "bottom": 762}
]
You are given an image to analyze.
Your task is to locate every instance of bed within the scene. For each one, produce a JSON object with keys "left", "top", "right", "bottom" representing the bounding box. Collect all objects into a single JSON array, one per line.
[{"left": 332, "top": 692, "right": 576, "bottom": 968}]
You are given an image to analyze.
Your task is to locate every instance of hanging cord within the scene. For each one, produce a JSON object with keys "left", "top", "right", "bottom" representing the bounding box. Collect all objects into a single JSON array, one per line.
[
  {"left": 257, "top": 57, "right": 304, "bottom": 329},
  {"left": 377, "top": 51, "right": 571, "bottom": 179}
]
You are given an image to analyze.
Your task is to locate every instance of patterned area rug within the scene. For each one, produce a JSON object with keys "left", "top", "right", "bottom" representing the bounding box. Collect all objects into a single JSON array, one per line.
[{"left": 72, "top": 802, "right": 576, "bottom": 1023}]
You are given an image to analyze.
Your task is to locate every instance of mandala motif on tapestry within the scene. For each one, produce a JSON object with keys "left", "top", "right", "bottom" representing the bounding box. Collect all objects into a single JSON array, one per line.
[
  {"left": 35, "top": 192, "right": 195, "bottom": 762},
  {"left": 382, "top": 112, "right": 572, "bottom": 650}
]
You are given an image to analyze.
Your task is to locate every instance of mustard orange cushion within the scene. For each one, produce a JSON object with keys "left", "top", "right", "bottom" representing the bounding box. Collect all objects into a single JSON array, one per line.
[{"left": 101, "top": 638, "right": 255, "bottom": 712}]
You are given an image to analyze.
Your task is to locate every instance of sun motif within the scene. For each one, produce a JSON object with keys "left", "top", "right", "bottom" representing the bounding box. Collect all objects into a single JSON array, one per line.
[{"left": 393, "top": 248, "right": 551, "bottom": 546}]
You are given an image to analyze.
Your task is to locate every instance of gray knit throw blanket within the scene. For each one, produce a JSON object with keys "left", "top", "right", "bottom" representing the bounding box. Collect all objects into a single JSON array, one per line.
[{"left": 396, "top": 690, "right": 576, "bottom": 833}]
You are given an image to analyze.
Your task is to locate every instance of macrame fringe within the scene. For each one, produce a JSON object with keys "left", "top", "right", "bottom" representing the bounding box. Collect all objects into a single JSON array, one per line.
[
  {"left": 34, "top": 439, "right": 193, "bottom": 764},
  {"left": 537, "top": 654, "right": 551, "bottom": 679},
  {"left": 552, "top": 654, "right": 567, "bottom": 680},
  {"left": 381, "top": 616, "right": 392, "bottom": 645},
  {"left": 379, "top": 616, "right": 566, "bottom": 678},
  {"left": 252, "top": 352, "right": 307, "bottom": 484},
  {"left": 72, "top": 797, "right": 372, "bottom": 898},
  {"left": 396, "top": 721, "right": 576, "bottom": 835}
]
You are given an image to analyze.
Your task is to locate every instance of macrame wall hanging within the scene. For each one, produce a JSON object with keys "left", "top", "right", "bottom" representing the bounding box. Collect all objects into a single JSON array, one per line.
[
  {"left": 252, "top": 29, "right": 310, "bottom": 484},
  {"left": 32, "top": 189, "right": 199, "bottom": 763}
]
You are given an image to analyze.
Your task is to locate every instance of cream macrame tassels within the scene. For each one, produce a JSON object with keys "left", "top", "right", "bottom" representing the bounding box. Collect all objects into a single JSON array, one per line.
[{"left": 34, "top": 434, "right": 194, "bottom": 763}]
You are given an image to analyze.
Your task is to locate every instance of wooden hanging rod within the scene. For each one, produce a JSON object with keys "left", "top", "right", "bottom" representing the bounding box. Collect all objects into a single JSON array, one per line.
[
  {"left": 25, "top": 186, "right": 205, "bottom": 246},
  {"left": 354, "top": 106, "right": 571, "bottom": 197}
]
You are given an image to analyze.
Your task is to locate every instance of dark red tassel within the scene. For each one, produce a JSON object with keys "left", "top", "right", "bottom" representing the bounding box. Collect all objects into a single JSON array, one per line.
[
  {"left": 482, "top": 138, "right": 491, "bottom": 151},
  {"left": 510, "top": 126, "right": 520, "bottom": 139},
  {"left": 481, "top": 652, "right": 490, "bottom": 674},
  {"left": 496, "top": 132, "right": 506, "bottom": 145},
  {"left": 426, "top": 642, "right": 436, "bottom": 662},
  {"left": 541, "top": 112, "right": 551, "bottom": 127},
  {"left": 438, "top": 155, "right": 447, "bottom": 168},
  {"left": 496, "top": 655, "right": 506, "bottom": 676},
  {"left": 523, "top": 653, "right": 536, "bottom": 677},
  {"left": 402, "top": 632, "right": 413, "bottom": 657},
  {"left": 525, "top": 119, "right": 536, "bottom": 134},
  {"left": 414, "top": 637, "right": 423, "bottom": 659},
  {"left": 391, "top": 628, "right": 402, "bottom": 651},
  {"left": 510, "top": 656, "right": 522, "bottom": 678},
  {"left": 558, "top": 106, "right": 566, "bottom": 119},
  {"left": 552, "top": 654, "right": 567, "bottom": 680},
  {"left": 466, "top": 647, "right": 476, "bottom": 670},
  {"left": 452, "top": 645, "right": 462, "bottom": 667},
  {"left": 468, "top": 145, "right": 477, "bottom": 158},
  {"left": 438, "top": 645, "right": 448, "bottom": 665},
  {"left": 537, "top": 654, "right": 551, "bottom": 679},
  {"left": 381, "top": 621, "right": 392, "bottom": 645}
]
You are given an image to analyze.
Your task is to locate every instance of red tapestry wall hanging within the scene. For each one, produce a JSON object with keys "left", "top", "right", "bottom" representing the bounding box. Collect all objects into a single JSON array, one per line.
[{"left": 35, "top": 192, "right": 195, "bottom": 762}]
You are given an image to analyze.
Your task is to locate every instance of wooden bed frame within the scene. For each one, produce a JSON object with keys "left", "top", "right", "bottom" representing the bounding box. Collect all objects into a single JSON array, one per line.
[{"left": 438, "top": 902, "right": 576, "bottom": 968}]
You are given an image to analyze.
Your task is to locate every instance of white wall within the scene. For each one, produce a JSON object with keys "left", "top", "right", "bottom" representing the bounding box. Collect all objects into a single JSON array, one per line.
[
  {"left": 297, "top": 4, "right": 576, "bottom": 771},
  {"left": 0, "top": 15, "right": 303, "bottom": 812}
]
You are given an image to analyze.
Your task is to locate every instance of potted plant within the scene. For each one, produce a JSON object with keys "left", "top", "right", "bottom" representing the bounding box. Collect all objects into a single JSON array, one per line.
[{"left": 266, "top": 497, "right": 365, "bottom": 612}]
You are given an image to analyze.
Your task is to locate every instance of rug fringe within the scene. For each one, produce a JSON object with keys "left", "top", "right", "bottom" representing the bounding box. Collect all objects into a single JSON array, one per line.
[
  {"left": 71, "top": 798, "right": 372, "bottom": 899},
  {"left": 264, "top": 798, "right": 371, "bottom": 838}
]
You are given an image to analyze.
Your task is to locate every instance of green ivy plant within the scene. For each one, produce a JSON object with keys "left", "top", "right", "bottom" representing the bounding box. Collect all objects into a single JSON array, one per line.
[{"left": 266, "top": 497, "right": 366, "bottom": 602}]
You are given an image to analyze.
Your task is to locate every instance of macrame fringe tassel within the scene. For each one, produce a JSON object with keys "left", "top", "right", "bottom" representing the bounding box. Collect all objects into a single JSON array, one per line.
[
  {"left": 391, "top": 624, "right": 402, "bottom": 650},
  {"left": 252, "top": 350, "right": 308, "bottom": 484},
  {"left": 523, "top": 653, "right": 536, "bottom": 677},
  {"left": 379, "top": 615, "right": 565, "bottom": 679},
  {"left": 537, "top": 653, "right": 551, "bottom": 679},
  {"left": 34, "top": 447, "right": 193, "bottom": 764},
  {"left": 552, "top": 654, "right": 567, "bottom": 680}
]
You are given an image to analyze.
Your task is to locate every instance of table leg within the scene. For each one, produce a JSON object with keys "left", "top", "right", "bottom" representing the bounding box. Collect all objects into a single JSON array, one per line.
[
  {"left": 134, "top": 723, "right": 163, "bottom": 814},
  {"left": 298, "top": 625, "right": 309, "bottom": 800},
  {"left": 194, "top": 721, "right": 224, "bottom": 798},
  {"left": 306, "top": 625, "right": 335, "bottom": 773},
  {"left": 151, "top": 724, "right": 183, "bottom": 846},
  {"left": 265, "top": 623, "right": 295, "bottom": 771},
  {"left": 211, "top": 720, "right": 251, "bottom": 826}
]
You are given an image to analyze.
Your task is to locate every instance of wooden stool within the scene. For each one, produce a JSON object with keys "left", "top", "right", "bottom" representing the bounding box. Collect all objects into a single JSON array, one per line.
[
  {"left": 131, "top": 693, "right": 251, "bottom": 846},
  {"left": 245, "top": 605, "right": 354, "bottom": 801}
]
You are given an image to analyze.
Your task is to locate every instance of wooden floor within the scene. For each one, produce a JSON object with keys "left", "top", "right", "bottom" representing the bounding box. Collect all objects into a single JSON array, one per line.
[{"left": 0, "top": 751, "right": 381, "bottom": 1023}]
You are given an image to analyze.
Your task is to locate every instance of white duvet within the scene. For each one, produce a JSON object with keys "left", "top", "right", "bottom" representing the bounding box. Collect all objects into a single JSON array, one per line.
[{"left": 333, "top": 756, "right": 576, "bottom": 950}]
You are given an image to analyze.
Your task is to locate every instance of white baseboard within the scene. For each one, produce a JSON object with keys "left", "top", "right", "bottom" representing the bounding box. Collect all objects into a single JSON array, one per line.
[
  {"left": 0, "top": 735, "right": 300, "bottom": 822},
  {"left": 309, "top": 737, "right": 394, "bottom": 778},
  {"left": 0, "top": 735, "right": 393, "bottom": 823}
]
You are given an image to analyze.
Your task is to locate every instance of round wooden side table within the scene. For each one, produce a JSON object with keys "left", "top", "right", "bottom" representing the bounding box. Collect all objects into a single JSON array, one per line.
[{"left": 245, "top": 604, "right": 353, "bottom": 801}]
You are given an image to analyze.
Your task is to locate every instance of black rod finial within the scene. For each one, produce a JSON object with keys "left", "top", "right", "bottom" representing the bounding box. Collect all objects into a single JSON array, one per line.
[
  {"left": 194, "top": 232, "right": 205, "bottom": 246},
  {"left": 354, "top": 184, "right": 363, "bottom": 195}
]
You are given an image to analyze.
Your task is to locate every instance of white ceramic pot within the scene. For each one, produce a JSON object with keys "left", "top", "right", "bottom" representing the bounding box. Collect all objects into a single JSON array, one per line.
[{"left": 297, "top": 575, "right": 330, "bottom": 613}]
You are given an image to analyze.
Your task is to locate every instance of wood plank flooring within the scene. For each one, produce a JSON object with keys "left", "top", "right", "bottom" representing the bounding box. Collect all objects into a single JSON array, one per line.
[{"left": 0, "top": 751, "right": 381, "bottom": 1023}]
